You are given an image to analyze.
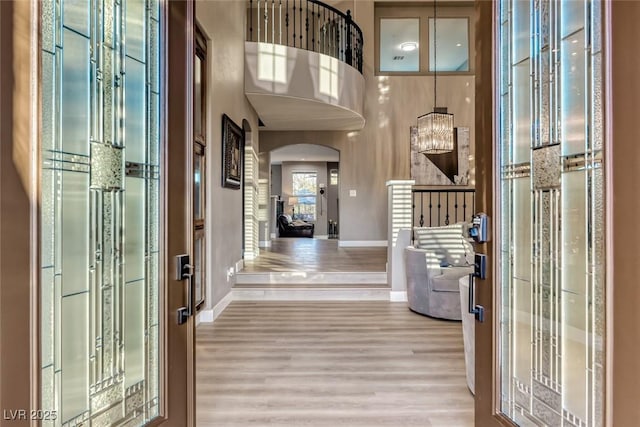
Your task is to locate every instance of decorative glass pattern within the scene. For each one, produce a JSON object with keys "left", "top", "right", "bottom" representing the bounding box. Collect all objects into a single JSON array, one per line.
[
  {"left": 41, "top": 1, "right": 162, "bottom": 425},
  {"left": 498, "top": 1, "right": 604, "bottom": 426}
]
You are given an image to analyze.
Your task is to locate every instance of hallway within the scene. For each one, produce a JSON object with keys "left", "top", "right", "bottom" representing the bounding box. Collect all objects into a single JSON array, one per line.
[{"left": 196, "top": 301, "right": 473, "bottom": 426}]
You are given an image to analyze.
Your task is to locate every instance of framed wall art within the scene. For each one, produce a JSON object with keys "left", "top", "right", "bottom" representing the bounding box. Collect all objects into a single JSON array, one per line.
[{"left": 221, "top": 114, "right": 243, "bottom": 189}]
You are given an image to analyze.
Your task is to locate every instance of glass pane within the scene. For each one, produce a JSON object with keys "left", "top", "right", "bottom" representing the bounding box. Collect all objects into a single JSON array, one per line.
[
  {"left": 561, "top": 0, "right": 585, "bottom": 38},
  {"left": 126, "top": 0, "right": 145, "bottom": 61},
  {"left": 512, "top": 0, "right": 530, "bottom": 64},
  {"left": 379, "top": 18, "right": 419, "bottom": 72},
  {"left": 61, "top": 293, "right": 89, "bottom": 422},
  {"left": 63, "top": 0, "right": 89, "bottom": 36},
  {"left": 61, "top": 171, "right": 89, "bottom": 296},
  {"left": 561, "top": 30, "right": 586, "bottom": 156},
  {"left": 61, "top": 29, "right": 90, "bottom": 156},
  {"left": 125, "top": 279, "right": 145, "bottom": 388},
  {"left": 194, "top": 149, "right": 204, "bottom": 221},
  {"left": 513, "top": 60, "right": 531, "bottom": 164},
  {"left": 194, "top": 55, "right": 203, "bottom": 137},
  {"left": 428, "top": 18, "right": 469, "bottom": 72},
  {"left": 124, "top": 58, "right": 147, "bottom": 163},
  {"left": 125, "top": 177, "right": 145, "bottom": 283}
]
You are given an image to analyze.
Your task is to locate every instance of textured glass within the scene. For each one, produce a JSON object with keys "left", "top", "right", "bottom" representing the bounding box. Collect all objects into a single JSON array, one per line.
[
  {"left": 125, "top": 280, "right": 145, "bottom": 388},
  {"left": 591, "top": 52, "right": 603, "bottom": 151},
  {"left": 61, "top": 293, "right": 90, "bottom": 422},
  {"left": 125, "top": 177, "right": 145, "bottom": 283},
  {"left": 513, "top": 60, "right": 531, "bottom": 164},
  {"left": 91, "top": 143, "right": 124, "bottom": 189},
  {"left": 125, "top": 0, "right": 145, "bottom": 61},
  {"left": 41, "top": 169, "right": 56, "bottom": 267},
  {"left": 42, "top": 365, "right": 55, "bottom": 424},
  {"left": 563, "top": 291, "right": 588, "bottom": 422},
  {"left": 561, "top": 30, "right": 586, "bottom": 156},
  {"left": 513, "top": 278, "right": 532, "bottom": 388},
  {"left": 149, "top": 93, "right": 160, "bottom": 166},
  {"left": 379, "top": 19, "right": 419, "bottom": 72},
  {"left": 42, "top": 0, "right": 56, "bottom": 53},
  {"left": 562, "top": 170, "right": 587, "bottom": 295},
  {"left": 561, "top": 0, "right": 585, "bottom": 38},
  {"left": 61, "top": 29, "right": 90, "bottom": 156},
  {"left": 149, "top": 18, "right": 160, "bottom": 94},
  {"left": 62, "top": 0, "right": 89, "bottom": 36},
  {"left": 539, "top": 49, "right": 551, "bottom": 145},
  {"left": 428, "top": 18, "right": 469, "bottom": 72},
  {"left": 532, "top": 144, "right": 561, "bottom": 189},
  {"left": 512, "top": 0, "right": 530, "bottom": 64},
  {"left": 124, "top": 58, "right": 146, "bottom": 164},
  {"left": 42, "top": 52, "right": 56, "bottom": 152},
  {"left": 61, "top": 171, "right": 90, "bottom": 296}
]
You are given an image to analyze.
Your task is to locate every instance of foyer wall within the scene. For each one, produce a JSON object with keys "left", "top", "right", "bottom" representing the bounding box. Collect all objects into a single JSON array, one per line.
[
  {"left": 259, "top": 1, "right": 476, "bottom": 241},
  {"left": 197, "top": 1, "right": 260, "bottom": 308}
]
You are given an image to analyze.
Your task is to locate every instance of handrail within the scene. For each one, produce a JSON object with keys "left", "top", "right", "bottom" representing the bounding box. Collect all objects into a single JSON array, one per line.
[{"left": 247, "top": 0, "right": 364, "bottom": 73}]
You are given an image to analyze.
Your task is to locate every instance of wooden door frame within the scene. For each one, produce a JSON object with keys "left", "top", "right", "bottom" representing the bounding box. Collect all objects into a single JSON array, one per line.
[
  {"left": 0, "top": 0, "right": 196, "bottom": 425},
  {"left": 165, "top": 0, "right": 196, "bottom": 425},
  {"left": 0, "top": 1, "right": 40, "bottom": 424},
  {"left": 474, "top": 0, "right": 640, "bottom": 425}
]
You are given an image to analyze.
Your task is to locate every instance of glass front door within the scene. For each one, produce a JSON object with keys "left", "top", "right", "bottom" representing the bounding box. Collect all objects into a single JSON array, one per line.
[
  {"left": 497, "top": 0, "right": 605, "bottom": 425},
  {"left": 40, "top": 0, "right": 162, "bottom": 424}
]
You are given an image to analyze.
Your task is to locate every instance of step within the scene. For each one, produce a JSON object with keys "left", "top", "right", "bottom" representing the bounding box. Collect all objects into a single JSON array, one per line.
[
  {"left": 235, "top": 271, "right": 388, "bottom": 285},
  {"left": 231, "top": 286, "right": 391, "bottom": 301}
]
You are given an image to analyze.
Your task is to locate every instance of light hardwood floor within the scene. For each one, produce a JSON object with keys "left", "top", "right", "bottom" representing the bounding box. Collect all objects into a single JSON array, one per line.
[
  {"left": 196, "top": 302, "right": 473, "bottom": 426},
  {"left": 243, "top": 239, "right": 387, "bottom": 273}
]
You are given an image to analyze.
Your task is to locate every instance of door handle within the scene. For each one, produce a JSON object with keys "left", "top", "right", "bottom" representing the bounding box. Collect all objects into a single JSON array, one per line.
[
  {"left": 176, "top": 255, "right": 195, "bottom": 325},
  {"left": 468, "top": 274, "right": 485, "bottom": 323}
]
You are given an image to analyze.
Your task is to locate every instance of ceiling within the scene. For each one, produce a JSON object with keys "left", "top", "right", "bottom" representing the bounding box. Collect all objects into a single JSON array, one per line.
[
  {"left": 379, "top": 17, "right": 469, "bottom": 72},
  {"left": 270, "top": 144, "right": 340, "bottom": 164}
]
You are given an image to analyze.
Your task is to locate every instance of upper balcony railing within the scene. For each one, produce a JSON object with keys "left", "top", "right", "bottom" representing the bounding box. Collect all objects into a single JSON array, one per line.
[{"left": 247, "top": 0, "right": 364, "bottom": 73}]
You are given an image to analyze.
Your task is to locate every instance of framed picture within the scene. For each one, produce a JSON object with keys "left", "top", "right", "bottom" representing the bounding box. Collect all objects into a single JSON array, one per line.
[{"left": 221, "top": 114, "right": 243, "bottom": 189}]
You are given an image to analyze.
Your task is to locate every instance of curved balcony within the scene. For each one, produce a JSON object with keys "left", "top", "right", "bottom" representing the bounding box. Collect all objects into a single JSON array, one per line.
[{"left": 245, "top": 0, "right": 365, "bottom": 131}]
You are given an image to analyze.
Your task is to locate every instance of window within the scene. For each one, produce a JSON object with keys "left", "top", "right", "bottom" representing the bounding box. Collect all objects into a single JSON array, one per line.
[
  {"left": 429, "top": 18, "right": 469, "bottom": 72},
  {"left": 379, "top": 18, "right": 420, "bottom": 72},
  {"left": 330, "top": 169, "right": 339, "bottom": 186},
  {"left": 292, "top": 172, "right": 317, "bottom": 221},
  {"left": 375, "top": 5, "right": 474, "bottom": 75}
]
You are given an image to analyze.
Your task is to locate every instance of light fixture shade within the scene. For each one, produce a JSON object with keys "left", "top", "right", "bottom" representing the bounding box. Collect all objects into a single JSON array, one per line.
[{"left": 417, "top": 111, "right": 454, "bottom": 154}]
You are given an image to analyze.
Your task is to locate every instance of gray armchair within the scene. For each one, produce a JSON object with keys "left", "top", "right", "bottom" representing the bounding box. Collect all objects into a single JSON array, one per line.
[
  {"left": 404, "top": 223, "right": 474, "bottom": 320},
  {"left": 404, "top": 247, "right": 473, "bottom": 320}
]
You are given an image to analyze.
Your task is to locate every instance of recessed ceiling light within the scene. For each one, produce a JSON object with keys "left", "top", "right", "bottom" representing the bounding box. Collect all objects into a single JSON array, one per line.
[
  {"left": 456, "top": 43, "right": 462, "bottom": 47},
  {"left": 400, "top": 42, "right": 418, "bottom": 52}
]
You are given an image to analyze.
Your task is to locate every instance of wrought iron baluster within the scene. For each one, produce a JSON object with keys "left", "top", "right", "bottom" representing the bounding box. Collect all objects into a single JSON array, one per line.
[
  {"left": 305, "top": 0, "right": 309, "bottom": 50},
  {"left": 292, "top": 0, "right": 296, "bottom": 47},
  {"left": 299, "top": 1, "right": 303, "bottom": 47},
  {"left": 346, "top": 10, "right": 352, "bottom": 66},
  {"left": 429, "top": 193, "right": 433, "bottom": 227},
  {"left": 286, "top": 0, "right": 289, "bottom": 45},
  {"left": 271, "top": 0, "right": 275, "bottom": 44},
  {"left": 311, "top": 3, "right": 315, "bottom": 52},
  {"left": 279, "top": 0, "right": 282, "bottom": 45},
  {"left": 445, "top": 193, "right": 450, "bottom": 225},
  {"left": 419, "top": 192, "right": 424, "bottom": 227},
  {"left": 249, "top": 0, "right": 253, "bottom": 41},
  {"left": 257, "top": 0, "right": 261, "bottom": 42}
]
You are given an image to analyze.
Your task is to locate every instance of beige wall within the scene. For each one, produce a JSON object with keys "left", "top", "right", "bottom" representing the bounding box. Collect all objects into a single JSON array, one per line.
[
  {"left": 260, "top": 1, "right": 475, "bottom": 241},
  {"left": 197, "top": 1, "right": 260, "bottom": 307}
]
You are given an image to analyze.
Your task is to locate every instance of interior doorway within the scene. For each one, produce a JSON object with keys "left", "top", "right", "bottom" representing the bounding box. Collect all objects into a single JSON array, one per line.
[{"left": 268, "top": 143, "right": 340, "bottom": 241}]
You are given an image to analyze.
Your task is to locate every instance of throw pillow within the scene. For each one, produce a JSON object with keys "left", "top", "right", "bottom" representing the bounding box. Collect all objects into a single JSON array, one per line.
[{"left": 413, "top": 224, "right": 472, "bottom": 267}]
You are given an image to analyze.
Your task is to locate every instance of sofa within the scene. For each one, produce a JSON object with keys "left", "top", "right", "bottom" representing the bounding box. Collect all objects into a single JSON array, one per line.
[
  {"left": 404, "top": 223, "right": 474, "bottom": 320},
  {"left": 277, "top": 214, "right": 315, "bottom": 238}
]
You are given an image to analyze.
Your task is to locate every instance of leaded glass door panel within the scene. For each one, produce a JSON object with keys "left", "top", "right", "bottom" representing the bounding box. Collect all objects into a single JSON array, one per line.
[
  {"left": 39, "top": 0, "right": 195, "bottom": 425},
  {"left": 493, "top": 0, "right": 605, "bottom": 426}
]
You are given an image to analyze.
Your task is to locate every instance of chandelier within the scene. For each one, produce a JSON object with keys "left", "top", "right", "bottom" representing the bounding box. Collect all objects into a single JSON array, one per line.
[{"left": 418, "top": 0, "right": 454, "bottom": 155}]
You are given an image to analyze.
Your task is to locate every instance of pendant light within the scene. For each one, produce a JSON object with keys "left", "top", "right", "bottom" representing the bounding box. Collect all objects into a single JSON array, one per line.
[{"left": 418, "top": 0, "right": 454, "bottom": 155}]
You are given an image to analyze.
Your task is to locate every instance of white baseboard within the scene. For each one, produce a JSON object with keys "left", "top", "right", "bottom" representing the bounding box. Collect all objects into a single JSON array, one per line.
[
  {"left": 389, "top": 291, "right": 408, "bottom": 302},
  {"left": 259, "top": 240, "right": 272, "bottom": 247},
  {"left": 339, "top": 240, "right": 388, "bottom": 247},
  {"left": 314, "top": 234, "right": 329, "bottom": 240},
  {"left": 196, "top": 291, "right": 233, "bottom": 324},
  {"left": 235, "top": 259, "right": 244, "bottom": 273}
]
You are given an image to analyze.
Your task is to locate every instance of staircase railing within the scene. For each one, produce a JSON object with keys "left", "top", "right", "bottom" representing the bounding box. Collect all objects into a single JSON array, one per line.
[{"left": 247, "top": 0, "right": 364, "bottom": 73}]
